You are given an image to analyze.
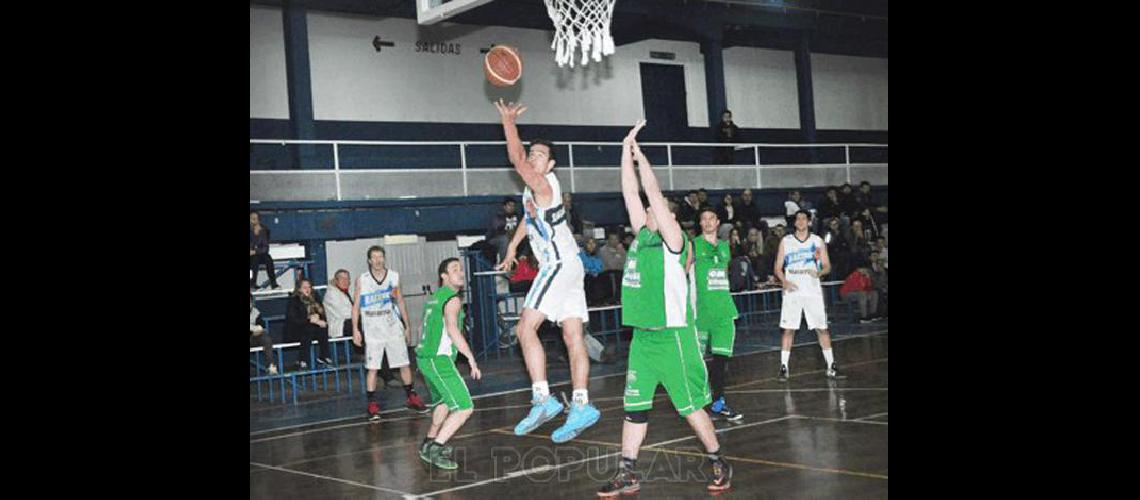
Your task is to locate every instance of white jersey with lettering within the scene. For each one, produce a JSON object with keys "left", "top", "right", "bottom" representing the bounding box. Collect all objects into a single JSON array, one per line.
[
  {"left": 357, "top": 269, "right": 403, "bottom": 335},
  {"left": 521, "top": 172, "right": 580, "bottom": 267},
  {"left": 781, "top": 233, "right": 825, "bottom": 298}
]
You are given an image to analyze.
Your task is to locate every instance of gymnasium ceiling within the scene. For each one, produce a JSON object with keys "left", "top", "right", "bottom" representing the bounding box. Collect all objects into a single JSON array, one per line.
[{"left": 251, "top": 0, "right": 887, "bottom": 57}]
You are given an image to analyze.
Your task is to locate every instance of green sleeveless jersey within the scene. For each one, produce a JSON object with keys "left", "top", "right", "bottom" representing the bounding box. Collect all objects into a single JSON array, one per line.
[
  {"left": 692, "top": 236, "right": 739, "bottom": 326},
  {"left": 621, "top": 227, "right": 692, "bottom": 329},
  {"left": 417, "top": 286, "right": 463, "bottom": 358}
]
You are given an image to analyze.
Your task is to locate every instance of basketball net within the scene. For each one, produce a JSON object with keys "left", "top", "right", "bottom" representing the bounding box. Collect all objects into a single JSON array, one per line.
[{"left": 544, "top": 0, "right": 616, "bottom": 68}]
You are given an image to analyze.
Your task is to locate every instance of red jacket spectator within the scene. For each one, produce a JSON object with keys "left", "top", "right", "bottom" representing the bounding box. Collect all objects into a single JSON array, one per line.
[
  {"left": 839, "top": 269, "right": 873, "bottom": 297},
  {"left": 510, "top": 256, "right": 538, "bottom": 283}
]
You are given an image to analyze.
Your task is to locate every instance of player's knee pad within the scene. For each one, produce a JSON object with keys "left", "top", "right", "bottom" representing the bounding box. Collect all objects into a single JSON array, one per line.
[{"left": 624, "top": 411, "right": 648, "bottom": 424}]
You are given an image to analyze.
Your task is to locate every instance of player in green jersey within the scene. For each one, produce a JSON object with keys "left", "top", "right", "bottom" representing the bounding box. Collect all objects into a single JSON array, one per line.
[
  {"left": 692, "top": 207, "right": 743, "bottom": 422},
  {"left": 598, "top": 120, "right": 732, "bottom": 497},
  {"left": 416, "top": 258, "right": 482, "bottom": 470}
]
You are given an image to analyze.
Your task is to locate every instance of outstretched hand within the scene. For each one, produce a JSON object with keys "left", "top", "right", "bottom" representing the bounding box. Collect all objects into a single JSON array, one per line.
[
  {"left": 494, "top": 98, "right": 527, "bottom": 122},
  {"left": 623, "top": 119, "right": 647, "bottom": 146}
]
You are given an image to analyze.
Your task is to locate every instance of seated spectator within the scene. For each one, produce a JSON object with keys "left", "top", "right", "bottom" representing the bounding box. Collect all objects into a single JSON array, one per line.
[
  {"left": 562, "top": 192, "right": 588, "bottom": 234},
  {"left": 874, "top": 236, "right": 888, "bottom": 269},
  {"left": 736, "top": 189, "right": 759, "bottom": 230},
  {"left": 678, "top": 190, "right": 701, "bottom": 230},
  {"left": 764, "top": 224, "right": 786, "bottom": 260},
  {"left": 870, "top": 250, "right": 888, "bottom": 318},
  {"left": 323, "top": 269, "right": 354, "bottom": 339},
  {"left": 250, "top": 292, "right": 277, "bottom": 375},
  {"left": 728, "top": 252, "right": 758, "bottom": 292},
  {"left": 286, "top": 278, "right": 332, "bottom": 370},
  {"left": 486, "top": 197, "right": 521, "bottom": 264},
  {"left": 249, "top": 211, "right": 280, "bottom": 291},
  {"left": 728, "top": 227, "right": 746, "bottom": 258},
  {"left": 817, "top": 188, "right": 843, "bottom": 227},
  {"left": 848, "top": 219, "right": 873, "bottom": 266},
  {"left": 509, "top": 244, "right": 539, "bottom": 293},
  {"left": 713, "top": 109, "right": 741, "bottom": 164},
  {"left": 822, "top": 217, "right": 850, "bottom": 279},
  {"left": 622, "top": 233, "right": 635, "bottom": 251},
  {"left": 697, "top": 188, "right": 711, "bottom": 209},
  {"left": 599, "top": 233, "right": 628, "bottom": 271},
  {"left": 579, "top": 238, "right": 603, "bottom": 277},
  {"left": 839, "top": 265, "right": 882, "bottom": 324},
  {"left": 839, "top": 183, "right": 862, "bottom": 220},
  {"left": 716, "top": 193, "right": 738, "bottom": 239},
  {"left": 784, "top": 190, "right": 803, "bottom": 227},
  {"left": 745, "top": 227, "right": 765, "bottom": 274}
]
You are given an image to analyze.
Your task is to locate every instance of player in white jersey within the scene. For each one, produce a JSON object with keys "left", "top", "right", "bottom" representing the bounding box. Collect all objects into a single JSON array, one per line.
[
  {"left": 352, "top": 245, "right": 428, "bottom": 421},
  {"left": 492, "top": 99, "right": 599, "bottom": 443},
  {"left": 773, "top": 210, "right": 846, "bottom": 381}
]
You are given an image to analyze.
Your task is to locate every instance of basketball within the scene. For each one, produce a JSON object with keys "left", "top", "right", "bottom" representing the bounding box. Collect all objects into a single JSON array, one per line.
[{"left": 484, "top": 45, "right": 522, "bottom": 87}]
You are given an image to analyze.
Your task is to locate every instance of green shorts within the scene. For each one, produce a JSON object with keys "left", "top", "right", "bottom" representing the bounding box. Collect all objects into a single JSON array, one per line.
[
  {"left": 417, "top": 354, "right": 473, "bottom": 411},
  {"left": 696, "top": 318, "right": 737, "bottom": 357},
  {"left": 623, "top": 326, "right": 712, "bottom": 417}
]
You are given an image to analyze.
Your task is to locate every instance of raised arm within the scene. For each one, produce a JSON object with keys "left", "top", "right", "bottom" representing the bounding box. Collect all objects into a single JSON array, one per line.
[
  {"left": 633, "top": 142, "right": 683, "bottom": 253},
  {"left": 494, "top": 99, "right": 552, "bottom": 201},
  {"left": 621, "top": 120, "right": 647, "bottom": 232}
]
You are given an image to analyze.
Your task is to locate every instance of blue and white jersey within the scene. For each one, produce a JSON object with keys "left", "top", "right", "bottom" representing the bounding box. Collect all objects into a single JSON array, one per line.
[
  {"left": 521, "top": 173, "right": 580, "bottom": 268},
  {"left": 781, "top": 234, "right": 825, "bottom": 298},
  {"left": 357, "top": 269, "right": 402, "bottom": 330}
]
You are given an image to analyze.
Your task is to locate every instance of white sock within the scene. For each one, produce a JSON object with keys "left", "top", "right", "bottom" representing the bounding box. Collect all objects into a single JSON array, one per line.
[
  {"left": 533, "top": 381, "right": 550, "bottom": 401},
  {"left": 573, "top": 389, "right": 589, "bottom": 406},
  {"left": 781, "top": 350, "right": 790, "bottom": 367},
  {"left": 822, "top": 348, "right": 834, "bottom": 369}
]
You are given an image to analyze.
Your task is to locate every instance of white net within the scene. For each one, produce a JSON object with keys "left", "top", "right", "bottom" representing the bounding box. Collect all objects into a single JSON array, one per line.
[{"left": 544, "top": 0, "right": 617, "bottom": 68}]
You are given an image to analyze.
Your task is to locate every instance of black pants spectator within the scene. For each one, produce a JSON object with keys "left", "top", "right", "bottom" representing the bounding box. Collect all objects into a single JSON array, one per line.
[
  {"left": 250, "top": 253, "right": 279, "bottom": 289},
  {"left": 509, "top": 279, "right": 533, "bottom": 294},
  {"left": 297, "top": 323, "right": 330, "bottom": 364},
  {"left": 250, "top": 331, "right": 274, "bottom": 366}
]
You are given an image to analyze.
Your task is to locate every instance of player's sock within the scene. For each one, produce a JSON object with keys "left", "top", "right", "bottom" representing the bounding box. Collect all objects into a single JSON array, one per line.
[
  {"left": 822, "top": 348, "right": 834, "bottom": 370},
  {"left": 780, "top": 350, "right": 790, "bottom": 367},
  {"left": 706, "top": 447, "right": 724, "bottom": 464},
  {"left": 621, "top": 456, "right": 638, "bottom": 470},
  {"left": 572, "top": 389, "right": 589, "bottom": 406},
  {"left": 533, "top": 381, "right": 550, "bottom": 401},
  {"left": 367, "top": 390, "right": 376, "bottom": 402},
  {"left": 404, "top": 384, "right": 415, "bottom": 397}
]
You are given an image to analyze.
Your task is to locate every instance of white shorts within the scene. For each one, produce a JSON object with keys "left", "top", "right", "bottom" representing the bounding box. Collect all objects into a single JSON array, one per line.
[
  {"left": 363, "top": 316, "right": 409, "bottom": 370},
  {"left": 523, "top": 259, "right": 589, "bottom": 326},
  {"left": 779, "top": 293, "right": 828, "bottom": 331}
]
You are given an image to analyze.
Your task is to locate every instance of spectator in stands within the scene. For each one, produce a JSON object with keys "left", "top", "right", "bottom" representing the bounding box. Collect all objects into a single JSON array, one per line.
[
  {"left": 855, "top": 181, "right": 876, "bottom": 212},
  {"left": 839, "top": 265, "right": 882, "bottom": 324},
  {"left": 678, "top": 190, "right": 701, "bottom": 230},
  {"left": 250, "top": 292, "right": 277, "bottom": 375},
  {"left": 822, "top": 217, "right": 850, "bottom": 280},
  {"left": 817, "top": 188, "right": 843, "bottom": 226},
  {"left": 486, "top": 198, "right": 521, "bottom": 263},
  {"left": 600, "top": 232, "right": 627, "bottom": 271},
  {"left": 563, "top": 192, "right": 586, "bottom": 234},
  {"left": 875, "top": 236, "right": 888, "bottom": 269},
  {"left": 580, "top": 238, "right": 603, "bottom": 277},
  {"left": 736, "top": 188, "right": 759, "bottom": 230},
  {"left": 839, "top": 183, "right": 862, "bottom": 221},
  {"left": 870, "top": 251, "right": 888, "bottom": 317},
  {"left": 287, "top": 278, "right": 332, "bottom": 369},
  {"left": 509, "top": 243, "right": 539, "bottom": 293},
  {"left": 784, "top": 191, "right": 803, "bottom": 227},
  {"left": 745, "top": 227, "right": 765, "bottom": 278},
  {"left": 764, "top": 224, "right": 785, "bottom": 260},
  {"left": 249, "top": 211, "right": 280, "bottom": 291},
  {"left": 854, "top": 207, "right": 881, "bottom": 240},
  {"left": 713, "top": 109, "right": 741, "bottom": 165},
  {"left": 848, "top": 219, "right": 872, "bottom": 266},
  {"left": 323, "top": 269, "right": 354, "bottom": 341},
  {"left": 622, "top": 233, "right": 635, "bottom": 251},
  {"left": 697, "top": 188, "right": 711, "bottom": 208},
  {"left": 716, "top": 193, "right": 738, "bottom": 239},
  {"left": 728, "top": 227, "right": 746, "bottom": 258}
]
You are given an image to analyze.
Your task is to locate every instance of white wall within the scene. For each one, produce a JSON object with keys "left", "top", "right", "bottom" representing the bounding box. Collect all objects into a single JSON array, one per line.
[
  {"left": 723, "top": 47, "right": 799, "bottom": 129},
  {"left": 811, "top": 54, "right": 887, "bottom": 130},
  {"left": 305, "top": 12, "right": 708, "bottom": 127},
  {"left": 250, "top": 6, "right": 290, "bottom": 119}
]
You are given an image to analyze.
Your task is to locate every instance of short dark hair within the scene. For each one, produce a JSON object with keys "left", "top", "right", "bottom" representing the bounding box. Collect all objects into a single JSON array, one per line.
[
  {"left": 437, "top": 257, "right": 460, "bottom": 286},
  {"left": 367, "top": 245, "right": 385, "bottom": 260},
  {"left": 795, "top": 209, "right": 813, "bottom": 221},
  {"left": 698, "top": 188, "right": 708, "bottom": 194},
  {"left": 334, "top": 269, "right": 349, "bottom": 278},
  {"left": 699, "top": 207, "right": 718, "bottom": 219},
  {"left": 502, "top": 197, "right": 515, "bottom": 205},
  {"left": 250, "top": 210, "right": 259, "bottom": 216},
  {"left": 860, "top": 181, "right": 871, "bottom": 187},
  {"left": 722, "top": 109, "right": 732, "bottom": 115},
  {"left": 529, "top": 139, "right": 556, "bottom": 162}
]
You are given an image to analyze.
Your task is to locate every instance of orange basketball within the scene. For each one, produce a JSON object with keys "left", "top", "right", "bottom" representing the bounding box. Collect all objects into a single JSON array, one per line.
[{"left": 484, "top": 45, "right": 522, "bottom": 87}]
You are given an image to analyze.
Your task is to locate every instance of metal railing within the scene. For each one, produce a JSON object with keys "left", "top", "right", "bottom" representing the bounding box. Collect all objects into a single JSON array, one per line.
[{"left": 250, "top": 139, "right": 887, "bottom": 201}]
